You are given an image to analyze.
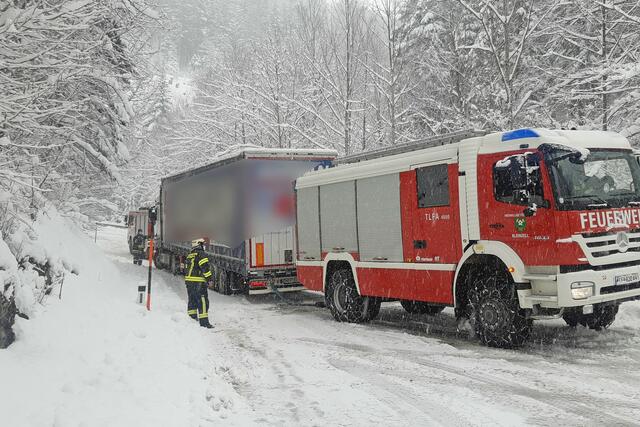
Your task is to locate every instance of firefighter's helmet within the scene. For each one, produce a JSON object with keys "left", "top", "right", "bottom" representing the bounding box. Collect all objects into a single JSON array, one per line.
[{"left": 191, "top": 238, "right": 206, "bottom": 248}]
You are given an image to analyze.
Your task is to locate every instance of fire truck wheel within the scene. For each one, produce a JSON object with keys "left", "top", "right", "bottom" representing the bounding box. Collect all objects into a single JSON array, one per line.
[
  {"left": 400, "top": 300, "right": 445, "bottom": 315},
  {"left": 326, "top": 268, "right": 372, "bottom": 323},
  {"left": 468, "top": 267, "right": 532, "bottom": 348},
  {"left": 583, "top": 303, "right": 619, "bottom": 331},
  {"left": 562, "top": 309, "right": 581, "bottom": 328}
]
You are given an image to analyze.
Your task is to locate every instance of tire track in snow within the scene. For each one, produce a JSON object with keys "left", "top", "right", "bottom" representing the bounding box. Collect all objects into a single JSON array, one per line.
[
  {"left": 244, "top": 298, "right": 640, "bottom": 425},
  {"left": 213, "top": 307, "right": 324, "bottom": 426},
  {"left": 327, "top": 357, "right": 490, "bottom": 426},
  {"left": 301, "top": 335, "right": 640, "bottom": 426},
  {"left": 408, "top": 356, "right": 640, "bottom": 426}
]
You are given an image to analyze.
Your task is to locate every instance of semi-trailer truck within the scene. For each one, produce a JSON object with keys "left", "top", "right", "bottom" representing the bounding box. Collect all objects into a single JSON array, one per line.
[{"left": 153, "top": 147, "right": 336, "bottom": 295}]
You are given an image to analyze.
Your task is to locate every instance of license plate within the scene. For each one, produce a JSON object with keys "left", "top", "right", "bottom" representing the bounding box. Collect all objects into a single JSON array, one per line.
[{"left": 615, "top": 273, "right": 639, "bottom": 286}]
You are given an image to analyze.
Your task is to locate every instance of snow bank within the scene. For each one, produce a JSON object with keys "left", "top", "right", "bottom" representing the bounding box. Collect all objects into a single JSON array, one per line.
[
  {"left": 0, "top": 215, "right": 253, "bottom": 426},
  {"left": 0, "top": 239, "right": 17, "bottom": 295},
  {"left": 616, "top": 301, "right": 640, "bottom": 329},
  {"left": 0, "top": 238, "right": 18, "bottom": 347},
  {"left": 2, "top": 209, "right": 82, "bottom": 317}
]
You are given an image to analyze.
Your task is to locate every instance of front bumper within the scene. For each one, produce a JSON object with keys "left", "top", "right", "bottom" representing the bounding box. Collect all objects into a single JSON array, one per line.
[{"left": 519, "top": 264, "right": 640, "bottom": 309}]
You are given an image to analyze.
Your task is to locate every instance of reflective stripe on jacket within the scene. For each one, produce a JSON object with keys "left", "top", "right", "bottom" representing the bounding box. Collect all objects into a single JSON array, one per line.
[{"left": 185, "top": 247, "right": 212, "bottom": 283}]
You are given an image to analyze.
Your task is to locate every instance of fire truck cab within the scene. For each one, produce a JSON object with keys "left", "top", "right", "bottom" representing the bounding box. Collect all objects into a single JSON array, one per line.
[{"left": 295, "top": 129, "right": 640, "bottom": 348}]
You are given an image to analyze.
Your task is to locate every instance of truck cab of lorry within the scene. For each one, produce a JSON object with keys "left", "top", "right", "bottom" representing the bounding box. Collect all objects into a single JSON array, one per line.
[
  {"left": 295, "top": 128, "right": 640, "bottom": 348},
  {"left": 126, "top": 209, "right": 150, "bottom": 254}
]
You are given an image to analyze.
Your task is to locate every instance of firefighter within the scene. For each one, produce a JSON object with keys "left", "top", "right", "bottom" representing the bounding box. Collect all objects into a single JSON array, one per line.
[
  {"left": 131, "top": 229, "right": 146, "bottom": 266},
  {"left": 185, "top": 238, "right": 214, "bottom": 328}
]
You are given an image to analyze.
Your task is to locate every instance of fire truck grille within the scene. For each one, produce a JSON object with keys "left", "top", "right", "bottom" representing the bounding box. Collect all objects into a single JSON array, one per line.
[
  {"left": 589, "top": 246, "right": 640, "bottom": 258},
  {"left": 600, "top": 281, "right": 640, "bottom": 295},
  {"left": 573, "top": 229, "right": 640, "bottom": 265},
  {"left": 560, "top": 259, "right": 640, "bottom": 273}
]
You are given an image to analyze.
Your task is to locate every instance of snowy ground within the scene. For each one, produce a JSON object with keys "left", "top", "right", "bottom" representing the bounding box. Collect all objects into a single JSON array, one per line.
[{"left": 2, "top": 224, "right": 640, "bottom": 426}]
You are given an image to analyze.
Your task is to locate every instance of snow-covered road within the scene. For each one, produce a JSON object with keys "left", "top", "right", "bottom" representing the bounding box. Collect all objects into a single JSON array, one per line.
[
  {"left": 4, "top": 224, "right": 640, "bottom": 427},
  {"left": 102, "top": 227, "right": 640, "bottom": 426},
  {"left": 208, "top": 296, "right": 640, "bottom": 426}
]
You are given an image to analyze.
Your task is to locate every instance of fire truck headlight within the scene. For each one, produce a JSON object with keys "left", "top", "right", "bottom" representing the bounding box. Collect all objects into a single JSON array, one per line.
[{"left": 571, "top": 282, "right": 594, "bottom": 300}]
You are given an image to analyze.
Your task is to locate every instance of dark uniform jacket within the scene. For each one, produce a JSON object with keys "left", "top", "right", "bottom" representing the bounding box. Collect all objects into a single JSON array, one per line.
[
  {"left": 186, "top": 247, "right": 213, "bottom": 283},
  {"left": 132, "top": 234, "right": 146, "bottom": 252}
]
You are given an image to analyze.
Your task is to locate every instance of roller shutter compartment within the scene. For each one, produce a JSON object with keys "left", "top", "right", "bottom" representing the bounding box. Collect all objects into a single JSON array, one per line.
[
  {"left": 296, "top": 187, "right": 321, "bottom": 260},
  {"left": 320, "top": 181, "right": 358, "bottom": 253},
  {"left": 357, "top": 174, "right": 403, "bottom": 262}
]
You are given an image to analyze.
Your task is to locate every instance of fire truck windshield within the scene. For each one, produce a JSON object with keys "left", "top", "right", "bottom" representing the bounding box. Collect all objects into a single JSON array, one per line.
[{"left": 544, "top": 148, "right": 640, "bottom": 211}]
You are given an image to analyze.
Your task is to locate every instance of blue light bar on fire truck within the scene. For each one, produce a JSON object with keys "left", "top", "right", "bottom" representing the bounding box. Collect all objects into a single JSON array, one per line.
[{"left": 502, "top": 129, "right": 540, "bottom": 142}]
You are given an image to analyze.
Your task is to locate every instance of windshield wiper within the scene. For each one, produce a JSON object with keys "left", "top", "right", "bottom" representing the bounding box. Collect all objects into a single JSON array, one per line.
[
  {"left": 606, "top": 193, "right": 640, "bottom": 206},
  {"left": 565, "top": 194, "right": 609, "bottom": 209}
]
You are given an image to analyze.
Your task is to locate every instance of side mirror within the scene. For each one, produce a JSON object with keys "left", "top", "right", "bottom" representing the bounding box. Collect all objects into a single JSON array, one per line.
[
  {"left": 523, "top": 198, "right": 550, "bottom": 217},
  {"left": 148, "top": 207, "right": 158, "bottom": 224},
  {"left": 568, "top": 152, "right": 586, "bottom": 165}
]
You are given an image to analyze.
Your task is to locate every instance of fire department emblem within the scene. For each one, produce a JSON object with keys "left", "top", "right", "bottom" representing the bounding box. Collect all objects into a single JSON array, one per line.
[{"left": 514, "top": 218, "right": 527, "bottom": 232}]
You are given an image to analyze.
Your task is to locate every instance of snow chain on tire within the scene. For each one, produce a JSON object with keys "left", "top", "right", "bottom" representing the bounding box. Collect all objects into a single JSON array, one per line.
[
  {"left": 564, "top": 304, "right": 619, "bottom": 331},
  {"left": 468, "top": 265, "right": 532, "bottom": 348},
  {"left": 326, "top": 268, "right": 378, "bottom": 323}
]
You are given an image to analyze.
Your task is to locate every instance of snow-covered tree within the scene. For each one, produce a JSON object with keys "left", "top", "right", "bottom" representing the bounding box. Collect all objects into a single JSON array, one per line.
[
  {"left": 542, "top": 0, "right": 640, "bottom": 136},
  {"left": 0, "top": 0, "right": 160, "bottom": 222}
]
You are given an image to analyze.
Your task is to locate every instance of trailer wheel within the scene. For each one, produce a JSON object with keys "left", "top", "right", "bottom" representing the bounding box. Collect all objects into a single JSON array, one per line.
[
  {"left": 218, "top": 270, "right": 232, "bottom": 295},
  {"left": 468, "top": 265, "right": 531, "bottom": 348},
  {"left": 326, "top": 267, "right": 372, "bottom": 323},
  {"left": 400, "top": 300, "right": 445, "bottom": 316},
  {"left": 211, "top": 266, "right": 220, "bottom": 292},
  {"left": 228, "top": 272, "right": 243, "bottom": 294},
  {"left": 169, "top": 255, "right": 178, "bottom": 275},
  {"left": 153, "top": 251, "right": 163, "bottom": 270}
]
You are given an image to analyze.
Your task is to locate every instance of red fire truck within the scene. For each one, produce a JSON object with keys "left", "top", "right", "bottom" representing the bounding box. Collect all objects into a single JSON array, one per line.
[{"left": 295, "top": 129, "right": 640, "bottom": 348}]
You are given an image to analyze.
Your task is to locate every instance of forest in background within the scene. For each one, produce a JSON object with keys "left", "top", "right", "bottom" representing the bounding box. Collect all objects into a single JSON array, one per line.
[{"left": 2, "top": 0, "right": 640, "bottom": 227}]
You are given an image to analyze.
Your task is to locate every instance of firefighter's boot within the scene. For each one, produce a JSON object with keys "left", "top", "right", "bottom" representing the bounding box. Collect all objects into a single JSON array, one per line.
[{"left": 200, "top": 321, "right": 214, "bottom": 329}]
